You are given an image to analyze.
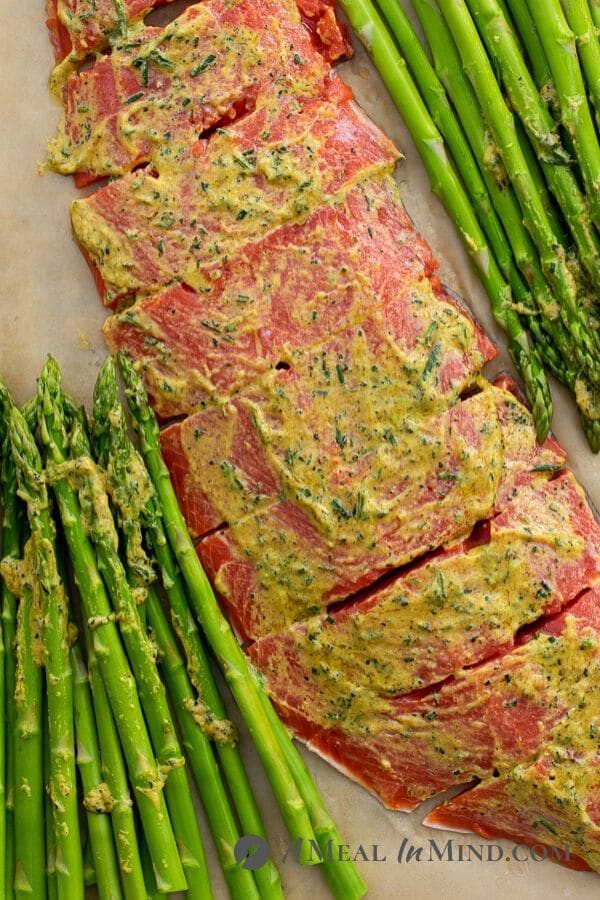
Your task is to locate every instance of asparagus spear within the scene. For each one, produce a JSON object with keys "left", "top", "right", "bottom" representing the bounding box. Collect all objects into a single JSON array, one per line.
[
  {"left": 71, "top": 643, "right": 124, "bottom": 900},
  {"left": 435, "top": 0, "right": 600, "bottom": 376},
  {"left": 465, "top": 0, "right": 569, "bottom": 163},
  {"left": 410, "top": 0, "right": 600, "bottom": 445},
  {"left": 144, "top": 586, "right": 262, "bottom": 900},
  {"left": 2, "top": 536, "right": 45, "bottom": 899},
  {"left": 66, "top": 408, "right": 211, "bottom": 900},
  {"left": 590, "top": 0, "right": 600, "bottom": 30},
  {"left": 338, "top": 0, "right": 552, "bottom": 437},
  {"left": 91, "top": 358, "right": 281, "bottom": 900},
  {"left": 10, "top": 406, "right": 83, "bottom": 900},
  {"left": 1, "top": 399, "right": 37, "bottom": 899},
  {"left": 37, "top": 359, "right": 187, "bottom": 895},
  {"left": 525, "top": 0, "right": 600, "bottom": 228},
  {"left": 81, "top": 616, "right": 146, "bottom": 900},
  {"left": 9, "top": 405, "right": 84, "bottom": 900},
  {"left": 465, "top": 0, "right": 600, "bottom": 292},
  {"left": 376, "top": 0, "right": 530, "bottom": 284},
  {"left": 117, "top": 350, "right": 367, "bottom": 899},
  {"left": 55, "top": 412, "right": 144, "bottom": 900},
  {"left": 561, "top": 0, "right": 600, "bottom": 128},
  {"left": 44, "top": 708, "right": 58, "bottom": 900},
  {"left": 500, "top": 0, "right": 560, "bottom": 116}
]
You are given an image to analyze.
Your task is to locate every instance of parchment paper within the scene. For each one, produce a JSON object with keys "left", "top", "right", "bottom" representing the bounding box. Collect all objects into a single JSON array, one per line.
[{"left": 0, "top": 2, "right": 599, "bottom": 897}]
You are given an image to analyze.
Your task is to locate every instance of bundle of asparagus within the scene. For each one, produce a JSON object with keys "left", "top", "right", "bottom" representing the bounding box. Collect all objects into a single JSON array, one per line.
[
  {"left": 339, "top": 0, "right": 600, "bottom": 450},
  {"left": 0, "top": 360, "right": 366, "bottom": 899}
]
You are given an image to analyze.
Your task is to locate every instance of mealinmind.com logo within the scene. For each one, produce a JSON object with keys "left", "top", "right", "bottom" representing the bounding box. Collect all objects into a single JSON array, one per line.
[{"left": 233, "top": 834, "right": 573, "bottom": 869}]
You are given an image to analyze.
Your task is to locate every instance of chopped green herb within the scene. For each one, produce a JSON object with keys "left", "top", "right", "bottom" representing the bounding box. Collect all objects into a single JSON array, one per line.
[
  {"left": 191, "top": 54, "right": 217, "bottom": 77},
  {"left": 533, "top": 818, "right": 558, "bottom": 836},
  {"left": 422, "top": 343, "right": 441, "bottom": 380},
  {"left": 331, "top": 498, "right": 351, "bottom": 520}
]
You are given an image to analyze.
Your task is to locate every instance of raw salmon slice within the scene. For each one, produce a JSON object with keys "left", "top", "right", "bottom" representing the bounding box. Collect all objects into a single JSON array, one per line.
[
  {"left": 46, "top": 0, "right": 349, "bottom": 65},
  {"left": 196, "top": 388, "right": 508, "bottom": 641},
  {"left": 159, "top": 300, "right": 500, "bottom": 543},
  {"left": 47, "top": 0, "right": 343, "bottom": 182},
  {"left": 161, "top": 371, "right": 561, "bottom": 546},
  {"left": 248, "top": 523, "right": 600, "bottom": 808},
  {"left": 71, "top": 91, "right": 399, "bottom": 305},
  {"left": 425, "top": 588, "right": 600, "bottom": 871},
  {"left": 45, "top": 0, "right": 181, "bottom": 62},
  {"left": 103, "top": 177, "right": 461, "bottom": 418}
]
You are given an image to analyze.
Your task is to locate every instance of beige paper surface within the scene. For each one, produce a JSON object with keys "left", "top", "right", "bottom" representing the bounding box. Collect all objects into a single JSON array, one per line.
[{"left": 0, "top": 2, "right": 598, "bottom": 897}]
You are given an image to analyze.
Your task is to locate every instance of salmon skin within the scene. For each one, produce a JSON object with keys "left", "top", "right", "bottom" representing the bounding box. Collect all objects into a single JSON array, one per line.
[{"left": 46, "top": 0, "right": 345, "bottom": 183}]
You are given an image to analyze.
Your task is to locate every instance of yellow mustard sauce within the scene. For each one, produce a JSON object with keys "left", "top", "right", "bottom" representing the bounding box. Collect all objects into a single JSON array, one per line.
[
  {"left": 70, "top": 93, "right": 398, "bottom": 303},
  {"left": 450, "top": 619, "right": 600, "bottom": 867},
  {"left": 49, "top": 0, "right": 331, "bottom": 174}
]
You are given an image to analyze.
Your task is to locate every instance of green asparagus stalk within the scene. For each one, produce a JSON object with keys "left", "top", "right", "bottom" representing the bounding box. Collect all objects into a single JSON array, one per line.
[
  {"left": 1, "top": 403, "right": 31, "bottom": 899},
  {"left": 435, "top": 0, "right": 600, "bottom": 376},
  {"left": 501, "top": 0, "right": 560, "bottom": 115},
  {"left": 36, "top": 359, "right": 187, "bottom": 895},
  {"left": 525, "top": 0, "right": 600, "bottom": 227},
  {"left": 44, "top": 708, "right": 58, "bottom": 900},
  {"left": 410, "top": 0, "right": 600, "bottom": 445},
  {"left": 140, "top": 837, "right": 161, "bottom": 900},
  {"left": 561, "top": 0, "right": 600, "bottom": 128},
  {"left": 9, "top": 405, "right": 83, "bottom": 900},
  {"left": 466, "top": 0, "right": 569, "bottom": 163},
  {"left": 338, "top": 0, "right": 552, "bottom": 437},
  {"left": 376, "top": 0, "right": 528, "bottom": 283},
  {"left": 5, "top": 545, "right": 45, "bottom": 899},
  {"left": 118, "top": 350, "right": 367, "bottom": 898},
  {"left": 91, "top": 358, "right": 282, "bottom": 900},
  {"left": 144, "top": 586, "right": 262, "bottom": 900},
  {"left": 465, "top": 0, "right": 600, "bottom": 292},
  {"left": 81, "top": 616, "right": 146, "bottom": 900},
  {"left": 590, "top": 0, "right": 600, "bottom": 30},
  {"left": 375, "top": 0, "right": 571, "bottom": 366},
  {"left": 66, "top": 408, "right": 211, "bottom": 900},
  {"left": 71, "top": 643, "right": 124, "bottom": 900}
]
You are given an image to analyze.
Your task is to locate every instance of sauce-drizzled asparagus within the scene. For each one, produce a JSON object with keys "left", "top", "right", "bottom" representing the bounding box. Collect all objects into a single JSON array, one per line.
[
  {"left": 460, "top": 0, "right": 600, "bottom": 300},
  {"left": 81, "top": 615, "right": 146, "bottom": 900},
  {"left": 117, "top": 351, "right": 367, "bottom": 899},
  {"left": 525, "top": 0, "right": 600, "bottom": 230},
  {"left": 36, "top": 359, "right": 187, "bottom": 895},
  {"left": 9, "top": 404, "right": 83, "bottom": 900},
  {"left": 62, "top": 406, "right": 211, "bottom": 900},
  {"left": 435, "top": 0, "right": 599, "bottom": 376},
  {"left": 0, "top": 433, "right": 20, "bottom": 899}
]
